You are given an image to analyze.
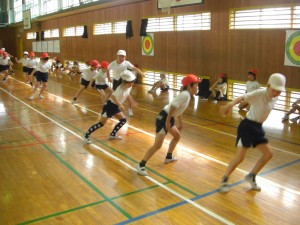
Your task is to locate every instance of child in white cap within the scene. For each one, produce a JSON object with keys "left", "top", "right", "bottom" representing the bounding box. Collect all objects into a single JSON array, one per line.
[
  {"left": 108, "top": 49, "right": 144, "bottom": 116},
  {"left": 219, "top": 73, "right": 286, "bottom": 192},
  {"left": 83, "top": 70, "right": 136, "bottom": 143},
  {"left": 137, "top": 74, "right": 201, "bottom": 176},
  {"left": 15, "top": 51, "right": 30, "bottom": 83}
]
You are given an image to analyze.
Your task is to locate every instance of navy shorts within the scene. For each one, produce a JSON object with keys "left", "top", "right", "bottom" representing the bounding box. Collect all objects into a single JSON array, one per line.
[
  {"left": 236, "top": 118, "right": 268, "bottom": 148},
  {"left": 155, "top": 110, "right": 175, "bottom": 134},
  {"left": 81, "top": 78, "right": 90, "bottom": 89},
  {"left": 36, "top": 71, "right": 48, "bottom": 82},
  {"left": 96, "top": 84, "right": 108, "bottom": 90},
  {"left": 0, "top": 65, "right": 9, "bottom": 72},
  {"left": 27, "top": 68, "right": 35, "bottom": 75},
  {"left": 113, "top": 79, "right": 122, "bottom": 90},
  {"left": 101, "top": 100, "right": 120, "bottom": 118},
  {"left": 23, "top": 66, "right": 29, "bottom": 73}
]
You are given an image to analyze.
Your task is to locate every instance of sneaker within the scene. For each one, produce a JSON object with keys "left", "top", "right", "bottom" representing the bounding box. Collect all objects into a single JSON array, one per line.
[
  {"left": 282, "top": 115, "right": 289, "bottom": 121},
  {"left": 128, "top": 109, "right": 134, "bottom": 117},
  {"left": 136, "top": 163, "right": 148, "bottom": 176},
  {"left": 219, "top": 182, "right": 230, "bottom": 193},
  {"left": 83, "top": 134, "right": 92, "bottom": 144},
  {"left": 29, "top": 94, "right": 35, "bottom": 100},
  {"left": 245, "top": 174, "right": 261, "bottom": 191},
  {"left": 164, "top": 157, "right": 178, "bottom": 164},
  {"left": 38, "top": 95, "right": 45, "bottom": 99},
  {"left": 212, "top": 100, "right": 218, "bottom": 104},
  {"left": 109, "top": 135, "right": 122, "bottom": 140},
  {"left": 71, "top": 99, "right": 76, "bottom": 104},
  {"left": 290, "top": 116, "right": 300, "bottom": 123}
]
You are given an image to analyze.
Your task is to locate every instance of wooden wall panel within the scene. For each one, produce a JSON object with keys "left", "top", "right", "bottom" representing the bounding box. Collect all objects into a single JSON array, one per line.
[{"left": 2, "top": 0, "right": 300, "bottom": 88}]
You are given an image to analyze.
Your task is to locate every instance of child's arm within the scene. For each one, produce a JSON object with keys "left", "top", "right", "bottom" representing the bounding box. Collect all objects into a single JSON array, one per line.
[
  {"left": 132, "top": 67, "right": 145, "bottom": 77},
  {"left": 220, "top": 96, "right": 244, "bottom": 115},
  {"left": 165, "top": 105, "right": 176, "bottom": 131}
]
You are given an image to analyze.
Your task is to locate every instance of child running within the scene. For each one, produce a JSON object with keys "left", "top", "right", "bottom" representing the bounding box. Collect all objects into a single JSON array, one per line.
[
  {"left": 136, "top": 74, "right": 201, "bottom": 176},
  {"left": 71, "top": 60, "right": 99, "bottom": 104},
  {"left": 219, "top": 73, "right": 286, "bottom": 192},
  {"left": 15, "top": 51, "right": 30, "bottom": 83},
  {"left": 82, "top": 70, "right": 136, "bottom": 143},
  {"left": 93, "top": 61, "right": 113, "bottom": 103},
  {"left": 26, "top": 52, "right": 38, "bottom": 88}
]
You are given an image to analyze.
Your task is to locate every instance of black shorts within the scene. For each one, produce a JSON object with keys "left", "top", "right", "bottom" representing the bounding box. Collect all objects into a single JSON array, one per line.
[
  {"left": 113, "top": 79, "right": 123, "bottom": 90},
  {"left": 101, "top": 100, "right": 120, "bottom": 118},
  {"left": 23, "top": 66, "right": 29, "bottom": 73},
  {"left": 155, "top": 110, "right": 175, "bottom": 134},
  {"left": 36, "top": 71, "right": 48, "bottom": 82},
  {"left": 0, "top": 65, "right": 9, "bottom": 72},
  {"left": 27, "top": 68, "right": 35, "bottom": 75},
  {"left": 81, "top": 78, "right": 90, "bottom": 89},
  {"left": 236, "top": 118, "right": 268, "bottom": 148},
  {"left": 160, "top": 85, "right": 169, "bottom": 91},
  {"left": 96, "top": 84, "right": 109, "bottom": 90}
]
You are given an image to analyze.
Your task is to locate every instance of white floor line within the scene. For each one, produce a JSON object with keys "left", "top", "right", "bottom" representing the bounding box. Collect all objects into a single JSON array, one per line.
[{"left": 0, "top": 87, "right": 235, "bottom": 225}]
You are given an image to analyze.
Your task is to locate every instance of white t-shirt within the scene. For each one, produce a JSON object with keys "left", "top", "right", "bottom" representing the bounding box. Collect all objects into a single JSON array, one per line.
[
  {"left": 27, "top": 58, "right": 38, "bottom": 69},
  {"left": 81, "top": 68, "right": 97, "bottom": 81},
  {"left": 93, "top": 70, "right": 108, "bottom": 85},
  {"left": 244, "top": 89, "right": 278, "bottom": 123},
  {"left": 160, "top": 78, "right": 169, "bottom": 86},
  {"left": 216, "top": 82, "right": 227, "bottom": 94},
  {"left": 18, "top": 57, "right": 29, "bottom": 67},
  {"left": 36, "top": 61, "right": 51, "bottom": 73},
  {"left": 111, "top": 84, "right": 132, "bottom": 104},
  {"left": 163, "top": 90, "right": 191, "bottom": 117},
  {"left": 0, "top": 57, "right": 10, "bottom": 66},
  {"left": 108, "top": 60, "right": 134, "bottom": 80},
  {"left": 246, "top": 80, "right": 260, "bottom": 93}
]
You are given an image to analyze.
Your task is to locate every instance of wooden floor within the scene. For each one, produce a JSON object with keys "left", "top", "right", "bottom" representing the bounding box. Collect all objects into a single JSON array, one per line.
[{"left": 0, "top": 70, "right": 300, "bottom": 225}]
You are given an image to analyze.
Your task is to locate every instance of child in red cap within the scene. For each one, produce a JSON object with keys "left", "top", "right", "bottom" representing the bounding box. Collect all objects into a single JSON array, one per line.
[{"left": 137, "top": 74, "right": 201, "bottom": 176}]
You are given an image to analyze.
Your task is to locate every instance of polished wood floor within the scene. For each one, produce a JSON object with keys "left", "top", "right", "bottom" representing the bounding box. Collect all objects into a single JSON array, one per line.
[{"left": 0, "top": 70, "right": 300, "bottom": 225}]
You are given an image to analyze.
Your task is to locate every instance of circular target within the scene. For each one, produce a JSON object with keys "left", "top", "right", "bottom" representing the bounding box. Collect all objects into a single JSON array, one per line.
[
  {"left": 142, "top": 35, "right": 154, "bottom": 55},
  {"left": 285, "top": 31, "right": 300, "bottom": 65}
]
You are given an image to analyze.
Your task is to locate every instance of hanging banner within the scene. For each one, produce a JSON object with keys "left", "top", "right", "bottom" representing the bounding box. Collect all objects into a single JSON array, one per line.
[
  {"left": 142, "top": 33, "right": 154, "bottom": 56},
  {"left": 284, "top": 30, "right": 300, "bottom": 67}
]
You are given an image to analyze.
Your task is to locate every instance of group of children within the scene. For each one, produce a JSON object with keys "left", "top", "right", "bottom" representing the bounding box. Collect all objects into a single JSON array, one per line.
[{"left": 1, "top": 47, "right": 299, "bottom": 193}]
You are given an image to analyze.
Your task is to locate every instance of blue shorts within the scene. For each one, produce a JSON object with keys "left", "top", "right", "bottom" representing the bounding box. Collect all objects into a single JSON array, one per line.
[
  {"left": 101, "top": 100, "right": 120, "bottom": 118},
  {"left": 27, "top": 68, "right": 35, "bottom": 75},
  {"left": 155, "top": 110, "right": 175, "bottom": 134},
  {"left": 236, "top": 118, "right": 268, "bottom": 148},
  {"left": 0, "top": 65, "right": 9, "bottom": 72},
  {"left": 36, "top": 71, "right": 48, "bottom": 82}
]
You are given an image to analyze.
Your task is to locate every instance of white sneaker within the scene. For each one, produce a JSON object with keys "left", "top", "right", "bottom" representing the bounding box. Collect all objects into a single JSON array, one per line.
[
  {"left": 290, "top": 116, "right": 300, "bottom": 123},
  {"left": 128, "top": 109, "right": 134, "bottom": 117},
  {"left": 212, "top": 100, "right": 218, "bottom": 104},
  {"left": 29, "top": 94, "right": 35, "bottom": 100},
  {"left": 164, "top": 157, "right": 178, "bottom": 164},
  {"left": 245, "top": 174, "right": 261, "bottom": 191},
  {"left": 38, "top": 95, "right": 45, "bottom": 99},
  {"left": 219, "top": 182, "right": 230, "bottom": 193},
  {"left": 109, "top": 135, "right": 122, "bottom": 140},
  {"left": 83, "top": 134, "right": 92, "bottom": 144},
  {"left": 282, "top": 115, "right": 289, "bottom": 121},
  {"left": 137, "top": 163, "right": 148, "bottom": 176},
  {"left": 71, "top": 99, "right": 76, "bottom": 104}
]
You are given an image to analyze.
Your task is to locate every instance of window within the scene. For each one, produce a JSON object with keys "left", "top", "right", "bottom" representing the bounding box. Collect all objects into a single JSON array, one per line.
[
  {"left": 63, "top": 26, "right": 84, "bottom": 36},
  {"left": 230, "top": 6, "right": 296, "bottom": 29},
  {"left": 94, "top": 23, "right": 112, "bottom": 35},
  {"left": 293, "top": 6, "right": 300, "bottom": 28},
  {"left": 42, "top": 0, "right": 58, "bottom": 15},
  {"left": 14, "top": 0, "right": 23, "bottom": 23},
  {"left": 147, "top": 17, "right": 174, "bottom": 32},
  {"left": 24, "top": 0, "right": 39, "bottom": 18},
  {"left": 44, "top": 29, "right": 59, "bottom": 38},
  {"left": 176, "top": 13, "right": 211, "bottom": 31},
  {"left": 62, "top": 0, "right": 80, "bottom": 9},
  {"left": 27, "top": 32, "right": 37, "bottom": 39},
  {"left": 94, "top": 21, "right": 127, "bottom": 35}
]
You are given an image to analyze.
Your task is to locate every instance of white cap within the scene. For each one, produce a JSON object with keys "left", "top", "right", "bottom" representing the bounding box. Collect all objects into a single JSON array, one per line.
[
  {"left": 268, "top": 73, "right": 286, "bottom": 92},
  {"left": 1, "top": 48, "right": 5, "bottom": 51},
  {"left": 120, "top": 70, "right": 136, "bottom": 82},
  {"left": 23, "top": 51, "right": 28, "bottom": 55},
  {"left": 117, "top": 49, "right": 126, "bottom": 56}
]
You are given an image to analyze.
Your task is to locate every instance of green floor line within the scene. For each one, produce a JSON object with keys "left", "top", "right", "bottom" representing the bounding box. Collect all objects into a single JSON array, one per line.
[{"left": 35, "top": 104, "right": 198, "bottom": 197}]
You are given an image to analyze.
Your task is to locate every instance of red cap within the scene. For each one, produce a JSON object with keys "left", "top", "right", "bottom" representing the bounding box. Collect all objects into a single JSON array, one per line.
[
  {"left": 181, "top": 74, "right": 201, "bottom": 86},
  {"left": 219, "top": 73, "right": 226, "bottom": 78},
  {"left": 29, "top": 52, "right": 35, "bottom": 57},
  {"left": 41, "top": 52, "right": 49, "bottom": 58},
  {"left": 90, "top": 60, "right": 100, "bottom": 68},
  {"left": 3, "top": 52, "right": 8, "bottom": 57},
  {"left": 100, "top": 61, "right": 109, "bottom": 69},
  {"left": 248, "top": 68, "right": 258, "bottom": 76}
]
